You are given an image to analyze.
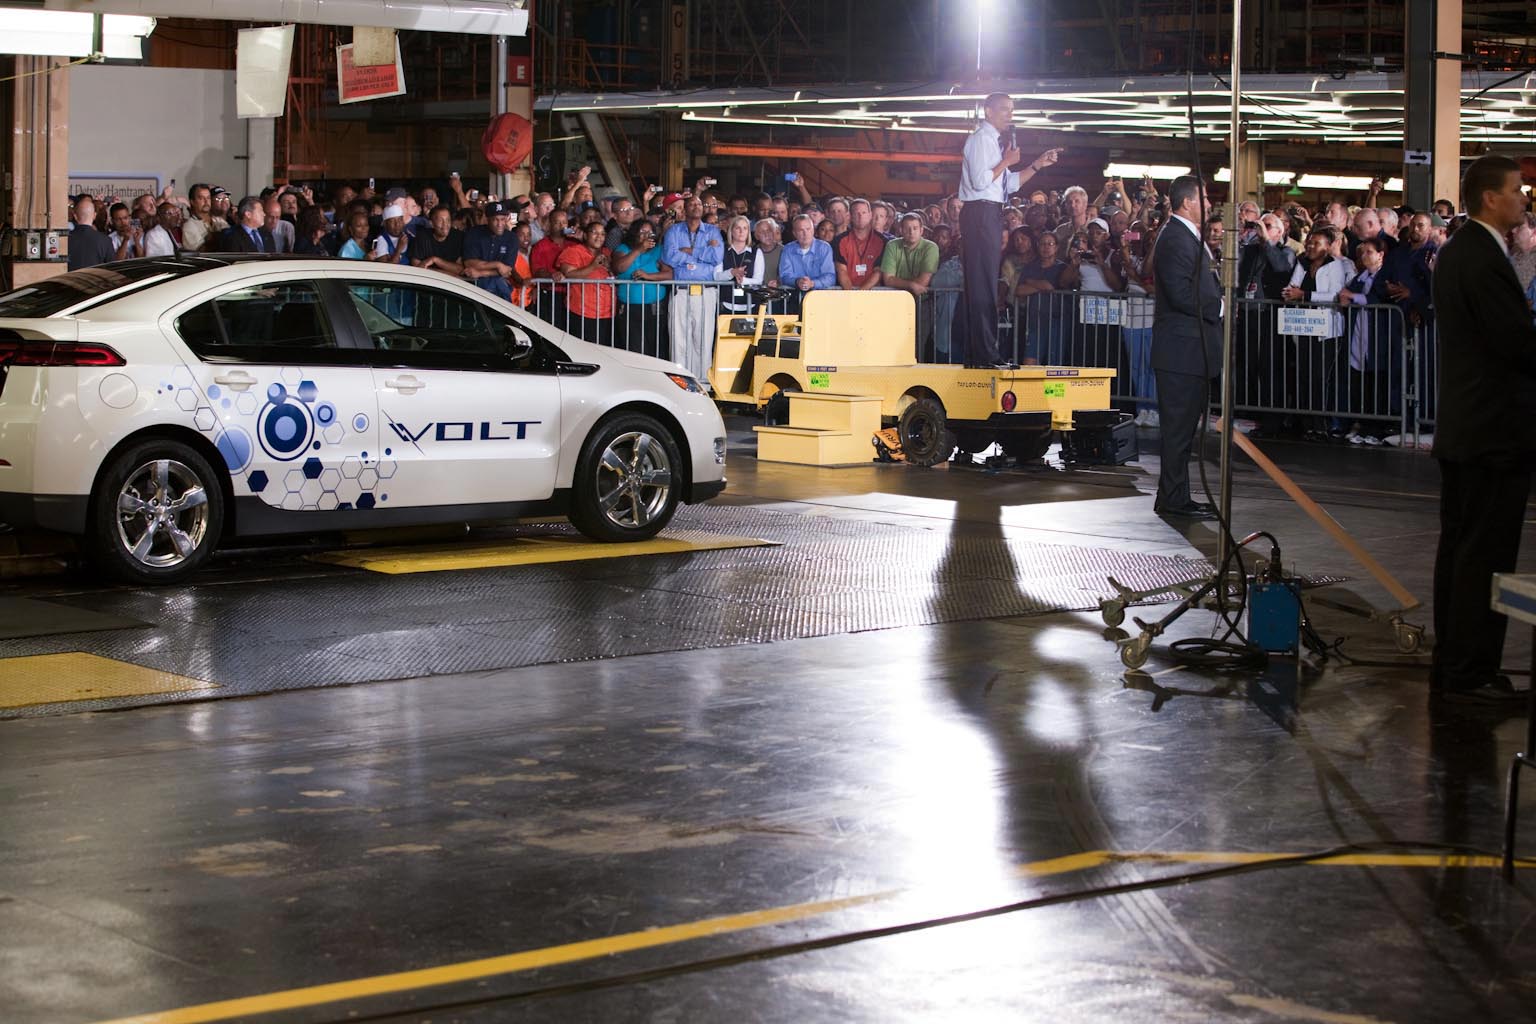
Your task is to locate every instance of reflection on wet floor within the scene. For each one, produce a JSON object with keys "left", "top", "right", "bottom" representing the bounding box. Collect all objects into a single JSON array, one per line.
[{"left": 2, "top": 430, "right": 1535, "bottom": 1023}]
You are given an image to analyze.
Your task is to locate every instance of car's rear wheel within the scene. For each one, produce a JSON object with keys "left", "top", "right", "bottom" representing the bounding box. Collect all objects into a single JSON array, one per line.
[
  {"left": 898, "top": 397, "right": 954, "bottom": 467},
  {"left": 90, "top": 439, "right": 225, "bottom": 584},
  {"left": 570, "top": 413, "right": 681, "bottom": 542}
]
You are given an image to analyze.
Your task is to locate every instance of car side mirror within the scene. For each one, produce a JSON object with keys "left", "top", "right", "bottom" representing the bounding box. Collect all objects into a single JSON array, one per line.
[{"left": 503, "top": 325, "right": 533, "bottom": 359}]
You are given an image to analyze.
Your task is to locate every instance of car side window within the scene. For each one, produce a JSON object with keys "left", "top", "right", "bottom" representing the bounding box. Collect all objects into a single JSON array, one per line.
[
  {"left": 175, "top": 281, "right": 338, "bottom": 358},
  {"left": 343, "top": 281, "right": 507, "bottom": 357}
]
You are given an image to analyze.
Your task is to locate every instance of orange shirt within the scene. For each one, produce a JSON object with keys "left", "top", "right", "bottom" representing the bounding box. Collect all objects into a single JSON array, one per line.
[
  {"left": 557, "top": 245, "right": 615, "bottom": 319},
  {"left": 512, "top": 252, "right": 533, "bottom": 307}
]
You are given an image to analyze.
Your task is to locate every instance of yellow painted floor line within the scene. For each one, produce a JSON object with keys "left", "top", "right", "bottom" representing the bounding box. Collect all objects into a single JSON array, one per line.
[
  {"left": 91, "top": 889, "right": 895, "bottom": 1024},
  {"left": 309, "top": 533, "right": 777, "bottom": 575},
  {"left": 91, "top": 849, "right": 1532, "bottom": 1024},
  {"left": 1017, "top": 850, "right": 1526, "bottom": 876},
  {"left": 0, "top": 652, "right": 215, "bottom": 710}
]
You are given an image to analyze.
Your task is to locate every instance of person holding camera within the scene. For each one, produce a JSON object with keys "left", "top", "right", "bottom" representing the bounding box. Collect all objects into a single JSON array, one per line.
[{"left": 1068, "top": 219, "right": 1128, "bottom": 375}]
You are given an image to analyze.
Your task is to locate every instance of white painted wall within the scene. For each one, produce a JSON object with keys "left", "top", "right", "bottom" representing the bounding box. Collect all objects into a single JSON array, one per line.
[{"left": 66, "top": 65, "right": 250, "bottom": 198}]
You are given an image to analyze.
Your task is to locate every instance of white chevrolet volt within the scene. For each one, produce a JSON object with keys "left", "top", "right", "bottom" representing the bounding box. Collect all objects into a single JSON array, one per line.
[{"left": 0, "top": 256, "right": 727, "bottom": 583}]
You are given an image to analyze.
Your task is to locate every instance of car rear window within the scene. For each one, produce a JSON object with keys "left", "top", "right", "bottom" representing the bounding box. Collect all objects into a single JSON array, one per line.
[{"left": 0, "top": 264, "right": 176, "bottom": 317}]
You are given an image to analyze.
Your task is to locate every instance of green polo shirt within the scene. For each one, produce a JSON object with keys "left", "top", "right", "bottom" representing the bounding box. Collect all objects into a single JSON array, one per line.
[{"left": 880, "top": 237, "right": 939, "bottom": 282}]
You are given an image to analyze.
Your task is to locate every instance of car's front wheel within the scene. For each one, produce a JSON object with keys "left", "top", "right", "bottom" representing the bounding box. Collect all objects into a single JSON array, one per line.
[
  {"left": 90, "top": 439, "right": 225, "bottom": 584},
  {"left": 570, "top": 413, "right": 682, "bottom": 542}
]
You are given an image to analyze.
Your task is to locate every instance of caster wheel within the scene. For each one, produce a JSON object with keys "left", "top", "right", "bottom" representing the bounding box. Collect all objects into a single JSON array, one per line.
[
  {"left": 1394, "top": 622, "right": 1423, "bottom": 654},
  {"left": 1120, "top": 637, "right": 1151, "bottom": 669},
  {"left": 1100, "top": 599, "right": 1126, "bottom": 627}
]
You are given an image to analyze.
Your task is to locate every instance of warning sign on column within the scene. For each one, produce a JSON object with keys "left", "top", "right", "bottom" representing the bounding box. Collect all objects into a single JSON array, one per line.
[{"left": 337, "top": 41, "right": 407, "bottom": 104}]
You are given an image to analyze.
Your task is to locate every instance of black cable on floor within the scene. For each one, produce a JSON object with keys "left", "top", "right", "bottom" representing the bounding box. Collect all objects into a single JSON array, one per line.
[{"left": 331, "top": 840, "right": 1536, "bottom": 1023}]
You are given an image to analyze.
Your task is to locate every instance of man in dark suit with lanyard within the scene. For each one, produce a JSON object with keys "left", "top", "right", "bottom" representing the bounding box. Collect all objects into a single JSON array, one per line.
[
  {"left": 1150, "top": 174, "right": 1222, "bottom": 519},
  {"left": 1429, "top": 153, "right": 1536, "bottom": 705},
  {"left": 957, "top": 93, "right": 1059, "bottom": 367}
]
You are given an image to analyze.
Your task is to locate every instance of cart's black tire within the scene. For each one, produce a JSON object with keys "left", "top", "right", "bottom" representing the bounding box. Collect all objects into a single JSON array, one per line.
[{"left": 899, "top": 398, "right": 954, "bottom": 467}]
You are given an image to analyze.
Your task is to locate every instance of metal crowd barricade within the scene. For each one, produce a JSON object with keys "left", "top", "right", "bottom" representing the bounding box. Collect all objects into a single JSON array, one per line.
[
  {"left": 1409, "top": 318, "right": 1438, "bottom": 444},
  {"left": 490, "top": 278, "right": 1433, "bottom": 443},
  {"left": 1230, "top": 296, "right": 1412, "bottom": 437}
]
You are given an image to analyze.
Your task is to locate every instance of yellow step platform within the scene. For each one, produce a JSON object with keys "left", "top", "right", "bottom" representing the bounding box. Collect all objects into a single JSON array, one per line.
[{"left": 754, "top": 391, "right": 882, "bottom": 466}]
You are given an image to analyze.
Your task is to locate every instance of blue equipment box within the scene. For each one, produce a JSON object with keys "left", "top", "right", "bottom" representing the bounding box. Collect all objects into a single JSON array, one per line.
[{"left": 1248, "top": 579, "right": 1302, "bottom": 654}]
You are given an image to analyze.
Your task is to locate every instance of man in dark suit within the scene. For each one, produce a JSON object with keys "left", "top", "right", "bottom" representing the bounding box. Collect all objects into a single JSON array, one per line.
[
  {"left": 1150, "top": 174, "right": 1223, "bottom": 519},
  {"left": 221, "top": 196, "right": 276, "bottom": 254},
  {"left": 66, "top": 196, "right": 117, "bottom": 270},
  {"left": 1429, "top": 153, "right": 1536, "bottom": 705}
]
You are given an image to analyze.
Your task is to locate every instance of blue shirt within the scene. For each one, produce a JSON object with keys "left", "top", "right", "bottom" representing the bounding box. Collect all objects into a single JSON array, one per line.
[
  {"left": 614, "top": 244, "right": 666, "bottom": 305},
  {"left": 661, "top": 221, "right": 724, "bottom": 282},
  {"left": 462, "top": 225, "right": 519, "bottom": 267},
  {"left": 778, "top": 240, "right": 836, "bottom": 290}
]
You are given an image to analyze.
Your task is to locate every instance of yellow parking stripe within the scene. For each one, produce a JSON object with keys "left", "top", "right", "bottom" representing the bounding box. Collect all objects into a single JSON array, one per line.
[
  {"left": 1017, "top": 850, "right": 1520, "bottom": 875},
  {"left": 90, "top": 890, "right": 893, "bottom": 1024},
  {"left": 310, "top": 533, "right": 776, "bottom": 574},
  {"left": 0, "top": 653, "right": 214, "bottom": 710},
  {"left": 89, "top": 848, "right": 1529, "bottom": 1024}
]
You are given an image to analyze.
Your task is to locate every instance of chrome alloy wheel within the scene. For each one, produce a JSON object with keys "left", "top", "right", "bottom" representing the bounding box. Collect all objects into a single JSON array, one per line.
[
  {"left": 114, "top": 459, "right": 211, "bottom": 569},
  {"left": 594, "top": 430, "right": 673, "bottom": 530}
]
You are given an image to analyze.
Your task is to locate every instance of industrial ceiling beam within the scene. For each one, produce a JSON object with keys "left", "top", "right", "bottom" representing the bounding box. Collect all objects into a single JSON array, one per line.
[{"left": 37, "top": 0, "right": 530, "bottom": 35}]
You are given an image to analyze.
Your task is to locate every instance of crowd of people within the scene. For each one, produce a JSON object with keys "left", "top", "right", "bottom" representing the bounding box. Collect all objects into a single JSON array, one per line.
[{"left": 64, "top": 154, "right": 1535, "bottom": 440}]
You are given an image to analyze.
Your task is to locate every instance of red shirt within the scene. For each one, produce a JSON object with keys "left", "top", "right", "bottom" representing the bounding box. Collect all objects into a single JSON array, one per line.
[
  {"left": 834, "top": 229, "right": 886, "bottom": 287},
  {"left": 530, "top": 236, "right": 565, "bottom": 278}
]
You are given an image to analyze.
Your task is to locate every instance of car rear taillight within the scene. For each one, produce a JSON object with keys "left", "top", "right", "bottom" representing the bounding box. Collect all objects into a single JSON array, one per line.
[{"left": 0, "top": 341, "right": 126, "bottom": 367}]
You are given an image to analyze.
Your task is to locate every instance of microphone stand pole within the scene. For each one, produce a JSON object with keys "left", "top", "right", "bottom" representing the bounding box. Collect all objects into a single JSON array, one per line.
[{"left": 1216, "top": 0, "right": 1244, "bottom": 595}]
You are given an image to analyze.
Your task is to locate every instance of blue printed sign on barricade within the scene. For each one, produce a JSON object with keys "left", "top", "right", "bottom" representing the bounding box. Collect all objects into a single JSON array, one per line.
[
  {"left": 1078, "top": 296, "right": 1127, "bottom": 326},
  {"left": 1278, "top": 306, "right": 1332, "bottom": 337}
]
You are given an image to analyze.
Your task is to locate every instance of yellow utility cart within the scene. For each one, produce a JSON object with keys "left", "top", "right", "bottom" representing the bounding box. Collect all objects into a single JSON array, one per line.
[{"left": 710, "top": 288, "right": 1126, "bottom": 467}]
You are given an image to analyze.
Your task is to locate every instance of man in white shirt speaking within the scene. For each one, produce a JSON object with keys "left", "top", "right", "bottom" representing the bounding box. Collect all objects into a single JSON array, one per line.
[{"left": 957, "top": 92, "right": 1059, "bottom": 368}]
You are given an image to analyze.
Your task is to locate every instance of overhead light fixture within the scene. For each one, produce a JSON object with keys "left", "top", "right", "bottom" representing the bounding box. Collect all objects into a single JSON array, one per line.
[
  {"left": 1295, "top": 173, "right": 1375, "bottom": 190},
  {"left": 1213, "top": 168, "right": 1298, "bottom": 185},
  {"left": 679, "top": 111, "right": 968, "bottom": 134},
  {"left": 1104, "top": 162, "right": 1191, "bottom": 180},
  {"left": 0, "top": 11, "right": 155, "bottom": 59}
]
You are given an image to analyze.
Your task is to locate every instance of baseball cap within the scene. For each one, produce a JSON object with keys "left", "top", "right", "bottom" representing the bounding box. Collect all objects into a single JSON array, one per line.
[
  {"left": 486, "top": 201, "right": 510, "bottom": 216},
  {"left": 1088, "top": 217, "right": 1110, "bottom": 232},
  {"left": 1429, "top": 212, "right": 1448, "bottom": 227},
  {"left": 381, "top": 204, "right": 406, "bottom": 220},
  {"left": 211, "top": 186, "right": 229, "bottom": 198},
  {"left": 384, "top": 187, "right": 409, "bottom": 202}
]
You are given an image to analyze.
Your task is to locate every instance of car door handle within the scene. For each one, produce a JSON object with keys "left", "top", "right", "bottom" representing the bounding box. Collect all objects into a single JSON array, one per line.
[
  {"left": 211, "top": 370, "right": 257, "bottom": 391},
  {"left": 383, "top": 375, "right": 426, "bottom": 394}
]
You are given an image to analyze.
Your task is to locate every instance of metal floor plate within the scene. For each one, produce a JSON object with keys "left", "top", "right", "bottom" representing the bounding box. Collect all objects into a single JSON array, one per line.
[{"left": 0, "top": 504, "right": 1344, "bottom": 717}]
